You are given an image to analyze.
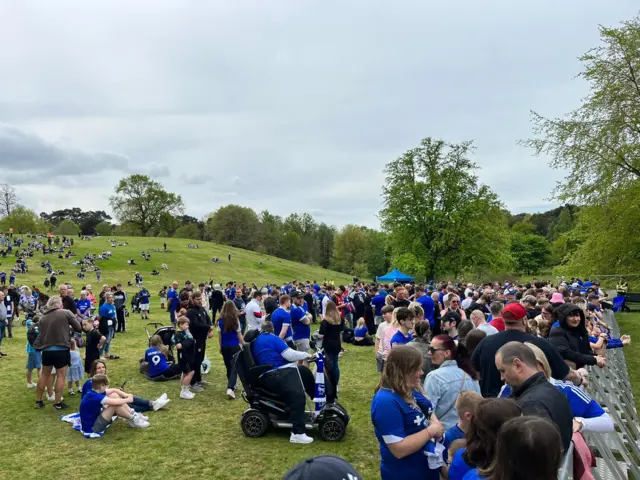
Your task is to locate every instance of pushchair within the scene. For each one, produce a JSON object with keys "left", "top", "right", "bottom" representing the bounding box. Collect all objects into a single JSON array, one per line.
[{"left": 235, "top": 330, "right": 350, "bottom": 442}]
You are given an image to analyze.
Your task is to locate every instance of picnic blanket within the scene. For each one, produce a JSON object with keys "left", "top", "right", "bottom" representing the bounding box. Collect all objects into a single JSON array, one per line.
[{"left": 61, "top": 412, "right": 115, "bottom": 438}]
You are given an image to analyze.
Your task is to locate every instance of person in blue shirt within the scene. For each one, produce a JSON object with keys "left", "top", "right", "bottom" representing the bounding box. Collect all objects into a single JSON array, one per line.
[
  {"left": 76, "top": 291, "right": 92, "bottom": 319},
  {"left": 98, "top": 294, "right": 118, "bottom": 359},
  {"left": 138, "top": 285, "right": 150, "bottom": 320},
  {"left": 252, "top": 321, "right": 312, "bottom": 444},
  {"left": 80, "top": 374, "right": 149, "bottom": 433},
  {"left": 443, "top": 390, "right": 483, "bottom": 451},
  {"left": 498, "top": 342, "right": 614, "bottom": 434},
  {"left": 447, "top": 398, "right": 521, "bottom": 480},
  {"left": 415, "top": 285, "right": 436, "bottom": 328},
  {"left": 217, "top": 301, "right": 245, "bottom": 400},
  {"left": 290, "top": 291, "right": 312, "bottom": 352},
  {"left": 271, "top": 294, "right": 293, "bottom": 347},
  {"left": 371, "top": 288, "right": 387, "bottom": 327},
  {"left": 225, "top": 282, "right": 236, "bottom": 301},
  {"left": 390, "top": 307, "right": 415, "bottom": 347},
  {"left": 145, "top": 335, "right": 182, "bottom": 379},
  {"left": 353, "top": 317, "right": 374, "bottom": 346},
  {"left": 167, "top": 281, "right": 179, "bottom": 324},
  {"left": 9, "top": 273, "right": 15, "bottom": 285},
  {"left": 371, "top": 346, "right": 445, "bottom": 480}
]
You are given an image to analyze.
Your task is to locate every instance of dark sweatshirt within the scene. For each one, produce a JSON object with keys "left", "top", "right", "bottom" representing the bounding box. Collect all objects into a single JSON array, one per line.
[
  {"left": 549, "top": 303, "right": 596, "bottom": 369},
  {"left": 33, "top": 306, "right": 82, "bottom": 350}
]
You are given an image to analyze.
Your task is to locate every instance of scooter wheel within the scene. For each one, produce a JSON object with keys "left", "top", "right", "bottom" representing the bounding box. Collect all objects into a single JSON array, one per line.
[
  {"left": 241, "top": 410, "right": 269, "bottom": 438},
  {"left": 319, "top": 416, "right": 346, "bottom": 442}
]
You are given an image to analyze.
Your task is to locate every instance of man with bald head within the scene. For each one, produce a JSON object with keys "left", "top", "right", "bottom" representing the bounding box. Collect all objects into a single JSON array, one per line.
[{"left": 61, "top": 285, "right": 77, "bottom": 315}]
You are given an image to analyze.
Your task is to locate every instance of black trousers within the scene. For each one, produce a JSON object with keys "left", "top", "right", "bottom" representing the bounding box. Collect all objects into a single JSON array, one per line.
[
  {"left": 191, "top": 336, "right": 207, "bottom": 385},
  {"left": 116, "top": 308, "right": 126, "bottom": 332},
  {"left": 259, "top": 367, "right": 307, "bottom": 434},
  {"left": 221, "top": 344, "right": 240, "bottom": 389}
]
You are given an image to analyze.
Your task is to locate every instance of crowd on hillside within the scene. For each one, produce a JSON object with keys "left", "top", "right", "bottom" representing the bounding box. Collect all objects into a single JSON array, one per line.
[{"left": 0, "top": 231, "right": 631, "bottom": 479}]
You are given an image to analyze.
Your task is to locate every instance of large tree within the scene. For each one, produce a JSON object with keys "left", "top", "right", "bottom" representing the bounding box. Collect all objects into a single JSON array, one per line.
[
  {"left": 41, "top": 208, "right": 112, "bottom": 235},
  {"left": 109, "top": 175, "right": 184, "bottom": 236},
  {"left": 205, "top": 204, "right": 260, "bottom": 250},
  {"left": 331, "top": 224, "right": 368, "bottom": 276},
  {"left": 0, "top": 184, "right": 19, "bottom": 217},
  {"left": 380, "top": 137, "right": 510, "bottom": 280},
  {"left": 510, "top": 233, "right": 551, "bottom": 275},
  {"left": 521, "top": 15, "right": 640, "bottom": 204},
  {"left": 0, "top": 206, "right": 48, "bottom": 233}
]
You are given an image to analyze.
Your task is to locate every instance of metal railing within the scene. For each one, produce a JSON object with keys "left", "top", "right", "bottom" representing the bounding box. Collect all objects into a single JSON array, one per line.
[{"left": 582, "top": 309, "right": 640, "bottom": 480}]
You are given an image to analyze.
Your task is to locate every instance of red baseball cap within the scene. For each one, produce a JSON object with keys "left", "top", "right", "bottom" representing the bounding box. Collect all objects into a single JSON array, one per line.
[{"left": 502, "top": 303, "right": 528, "bottom": 322}]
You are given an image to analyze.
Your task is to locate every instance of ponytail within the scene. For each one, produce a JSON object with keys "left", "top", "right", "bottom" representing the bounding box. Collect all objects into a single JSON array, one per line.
[{"left": 432, "top": 334, "right": 478, "bottom": 380}]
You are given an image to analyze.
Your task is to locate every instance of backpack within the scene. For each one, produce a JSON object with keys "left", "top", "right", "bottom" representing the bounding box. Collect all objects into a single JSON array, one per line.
[
  {"left": 27, "top": 323, "right": 39, "bottom": 347},
  {"left": 342, "top": 327, "right": 355, "bottom": 344}
]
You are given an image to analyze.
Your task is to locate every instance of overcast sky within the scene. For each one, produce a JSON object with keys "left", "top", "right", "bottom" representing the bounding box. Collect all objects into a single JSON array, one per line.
[{"left": 1, "top": 1, "right": 638, "bottom": 229}]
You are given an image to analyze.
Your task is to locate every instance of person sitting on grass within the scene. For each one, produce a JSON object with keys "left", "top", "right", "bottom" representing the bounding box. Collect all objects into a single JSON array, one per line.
[
  {"left": 82, "top": 359, "right": 169, "bottom": 413},
  {"left": 145, "top": 335, "right": 182, "bottom": 380},
  {"left": 353, "top": 317, "right": 374, "bottom": 346},
  {"left": 80, "top": 374, "right": 150, "bottom": 434}
]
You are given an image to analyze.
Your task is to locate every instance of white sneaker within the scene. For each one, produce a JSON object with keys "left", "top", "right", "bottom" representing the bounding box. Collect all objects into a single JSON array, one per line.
[
  {"left": 290, "top": 433, "right": 314, "bottom": 444},
  {"left": 180, "top": 389, "right": 195, "bottom": 400},
  {"left": 47, "top": 395, "right": 55, "bottom": 401},
  {"left": 27, "top": 383, "right": 37, "bottom": 389},
  {"left": 226, "top": 388, "right": 236, "bottom": 400},
  {"left": 153, "top": 397, "right": 170, "bottom": 411},
  {"left": 129, "top": 415, "right": 150, "bottom": 428},
  {"left": 157, "top": 393, "right": 168, "bottom": 402}
]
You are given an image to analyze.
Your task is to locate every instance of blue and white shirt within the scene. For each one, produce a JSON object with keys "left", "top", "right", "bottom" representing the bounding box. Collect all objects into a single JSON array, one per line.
[
  {"left": 290, "top": 305, "right": 310, "bottom": 341},
  {"left": 80, "top": 389, "right": 107, "bottom": 433},
  {"left": 371, "top": 389, "right": 439, "bottom": 480},
  {"left": 271, "top": 307, "right": 292, "bottom": 342},
  {"left": 145, "top": 347, "right": 170, "bottom": 377}
]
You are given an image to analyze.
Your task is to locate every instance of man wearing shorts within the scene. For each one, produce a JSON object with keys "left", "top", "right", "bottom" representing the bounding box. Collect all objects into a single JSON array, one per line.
[
  {"left": 33, "top": 295, "right": 82, "bottom": 410},
  {"left": 138, "top": 284, "right": 150, "bottom": 320},
  {"left": 80, "top": 374, "right": 149, "bottom": 434}
]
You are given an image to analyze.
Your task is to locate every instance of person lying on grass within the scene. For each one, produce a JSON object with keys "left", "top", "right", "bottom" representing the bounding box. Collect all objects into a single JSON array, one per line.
[
  {"left": 80, "top": 374, "right": 150, "bottom": 434},
  {"left": 82, "top": 359, "right": 169, "bottom": 413}
]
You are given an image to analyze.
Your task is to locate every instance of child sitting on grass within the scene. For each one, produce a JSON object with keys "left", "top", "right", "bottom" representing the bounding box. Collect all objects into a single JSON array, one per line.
[
  {"left": 80, "top": 374, "right": 149, "bottom": 434},
  {"left": 353, "top": 318, "right": 374, "bottom": 346},
  {"left": 173, "top": 315, "right": 196, "bottom": 400}
]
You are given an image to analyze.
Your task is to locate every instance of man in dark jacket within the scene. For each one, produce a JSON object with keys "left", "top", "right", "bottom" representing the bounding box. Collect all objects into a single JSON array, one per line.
[
  {"left": 549, "top": 303, "right": 606, "bottom": 369},
  {"left": 113, "top": 284, "right": 127, "bottom": 333},
  {"left": 496, "top": 341, "right": 573, "bottom": 452},
  {"left": 186, "top": 291, "right": 212, "bottom": 391}
]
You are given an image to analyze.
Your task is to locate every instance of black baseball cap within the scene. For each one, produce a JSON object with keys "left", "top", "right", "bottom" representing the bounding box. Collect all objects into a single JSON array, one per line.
[
  {"left": 282, "top": 456, "right": 361, "bottom": 480},
  {"left": 291, "top": 290, "right": 304, "bottom": 299}
]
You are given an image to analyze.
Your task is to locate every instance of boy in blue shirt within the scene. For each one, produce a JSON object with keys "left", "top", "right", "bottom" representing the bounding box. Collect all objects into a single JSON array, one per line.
[
  {"left": 290, "top": 291, "right": 311, "bottom": 352},
  {"left": 271, "top": 294, "right": 293, "bottom": 347},
  {"left": 443, "top": 390, "right": 482, "bottom": 450},
  {"left": 79, "top": 374, "right": 149, "bottom": 434},
  {"left": 138, "top": 285, "right": 150, "bottom": 320}
]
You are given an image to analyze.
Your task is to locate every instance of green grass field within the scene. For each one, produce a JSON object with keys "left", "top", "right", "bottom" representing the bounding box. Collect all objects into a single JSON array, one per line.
[
  {"left": 0, "top": 237, "right": 381, "bottom": 480},
  {"left": 616, "top": 313, "right": 640, "bottom": 411}
]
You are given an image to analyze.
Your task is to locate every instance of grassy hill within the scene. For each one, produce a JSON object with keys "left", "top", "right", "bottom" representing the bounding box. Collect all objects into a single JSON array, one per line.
[{"left": 0, "top": 236, "right": 380, "bottom": 480}]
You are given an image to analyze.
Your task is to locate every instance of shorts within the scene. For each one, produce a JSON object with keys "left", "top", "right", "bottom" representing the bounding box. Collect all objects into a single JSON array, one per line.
[
  {"left": 26, "top": 351, "right": 42, "bottom": 370},
  {"left": 92, "top": 414, "right": 113, "bottom": 434},
  {"left": 376, "top": 352, "right": 385, "bottom": 373},
  {"left": 294, "top": 338, "right": 310, "bottom": 352},
  {"left": 140, "top": 303, "right": 149, "bottom": 311},
  {"left": 179, "top": 359, "right": 193, "bottom": 374},
  {"left": 42, "top": 349, "right": 71, "bottom": 369}
]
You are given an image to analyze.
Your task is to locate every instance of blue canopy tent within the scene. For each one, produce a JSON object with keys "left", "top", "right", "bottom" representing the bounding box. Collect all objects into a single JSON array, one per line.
[{"left": 376, "top": 269, "right": 414, "bottom": 283}]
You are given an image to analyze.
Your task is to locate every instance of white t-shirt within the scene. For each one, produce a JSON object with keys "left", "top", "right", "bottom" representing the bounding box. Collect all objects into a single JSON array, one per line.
[
  {"left": 245, "top": 299, "right": 264, "bottom": 331},
  {"left": 477, "top": 322, "right": 499, "bottom": 336},
  {"left": 376, "top": 321, "right": 391, "bottom": 355},
  {"left": 321, "top": 295, "right": 332, "bottom": 318},
  {"left": 461, "top": 297, "right": 473, "bottom": 310}
]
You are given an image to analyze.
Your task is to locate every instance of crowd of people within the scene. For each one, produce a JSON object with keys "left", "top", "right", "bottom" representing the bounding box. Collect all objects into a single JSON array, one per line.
[{"left": 0, "top": 231, "right": 630, "bottom": 478}]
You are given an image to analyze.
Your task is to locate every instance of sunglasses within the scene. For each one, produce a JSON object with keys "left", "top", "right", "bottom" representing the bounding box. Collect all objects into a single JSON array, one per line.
[{"left": 428, "top": 346, "right": 447, "bottom": 354}]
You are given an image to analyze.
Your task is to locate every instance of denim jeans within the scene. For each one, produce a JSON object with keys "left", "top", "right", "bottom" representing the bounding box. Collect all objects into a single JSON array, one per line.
[
  {"left": 101, "top": 326, "right": 115, "bottom": 356},
  {"left": 131, "top": 397, "right": 152, "bottom": 413},
  {"left": 0, "top": 320, "right": 5, "bottom": 347},
  {"left": 325, "top": 352, "right": 340, "bottom": 390}
]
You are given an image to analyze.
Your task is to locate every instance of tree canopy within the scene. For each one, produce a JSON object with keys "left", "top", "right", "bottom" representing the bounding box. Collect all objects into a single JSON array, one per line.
[{"left": 109, "top": 175, "right": 184, "bottom": 236}]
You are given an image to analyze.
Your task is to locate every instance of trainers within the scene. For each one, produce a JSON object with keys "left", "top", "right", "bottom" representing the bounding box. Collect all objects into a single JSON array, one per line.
[
  {"left": 157, "top": 393, "right": 168, "bottom": 402},
  {"left": 129, "top": 415, "right": 150, "bottom": 428},
  {"left": 189, "top": 385, "right": 204, "bottom": 393},
  {"left": 226, "top": 388, "right": 236, "bottom": 400},
  {"left": 53, "top": 402, "right": 69, "bottom": 410},
  {"left": 69, "top": 390, "right": 76, "bottom": 396},
  {"left": 290, "top": 433, "right": 314, "bottom": 444},
  {"left": 153, "top": 397, "right": 170, "bottom": 411},
  {"left": 47, "top": 395, "right": 56, "bottom": 401},
  {"left": 27, "top": 383, "right": 37, "bottom": 389},
  {"left": 35, "top": 400, "right": 45, "bottom": 409},
  {"left": 198, "top": 380, "right": 211, "bottom": 386},
  {"left": 180, "top": 389, "right": 195, "bottom": 400}
]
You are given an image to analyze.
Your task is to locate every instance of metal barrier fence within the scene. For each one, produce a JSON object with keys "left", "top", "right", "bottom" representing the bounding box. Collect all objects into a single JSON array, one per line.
[{"left": 582, "top": 309, "right": 640, "bottom": 480}]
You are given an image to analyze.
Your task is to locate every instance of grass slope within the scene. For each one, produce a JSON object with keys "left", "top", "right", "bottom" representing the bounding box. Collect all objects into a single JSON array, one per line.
[
  {"left": 616, "top": 312, "right": 640, "bottom": 411},
  {"left": 0, "top": 237, "right": 380, "bottom": 480}
]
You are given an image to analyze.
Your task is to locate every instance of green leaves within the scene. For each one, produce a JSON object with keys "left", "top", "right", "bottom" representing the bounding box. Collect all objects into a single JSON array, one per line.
[
  {"left": 521, "top": 15, "right": 640, "bottom": 204},
  {"left": 381, "top": 137, "right": 510, "bottom": 279},
  {"left": 109, "top": 175, "right": 184, "bottom": 236}
]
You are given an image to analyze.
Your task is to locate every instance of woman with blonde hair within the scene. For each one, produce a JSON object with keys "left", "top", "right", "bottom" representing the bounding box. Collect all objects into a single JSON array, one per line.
[
  {"left": 318, "top": 300, "right": 344, "bottom": 391},
  {"left": 371, "top": 346, "right": 444, "bottom": 480}
]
